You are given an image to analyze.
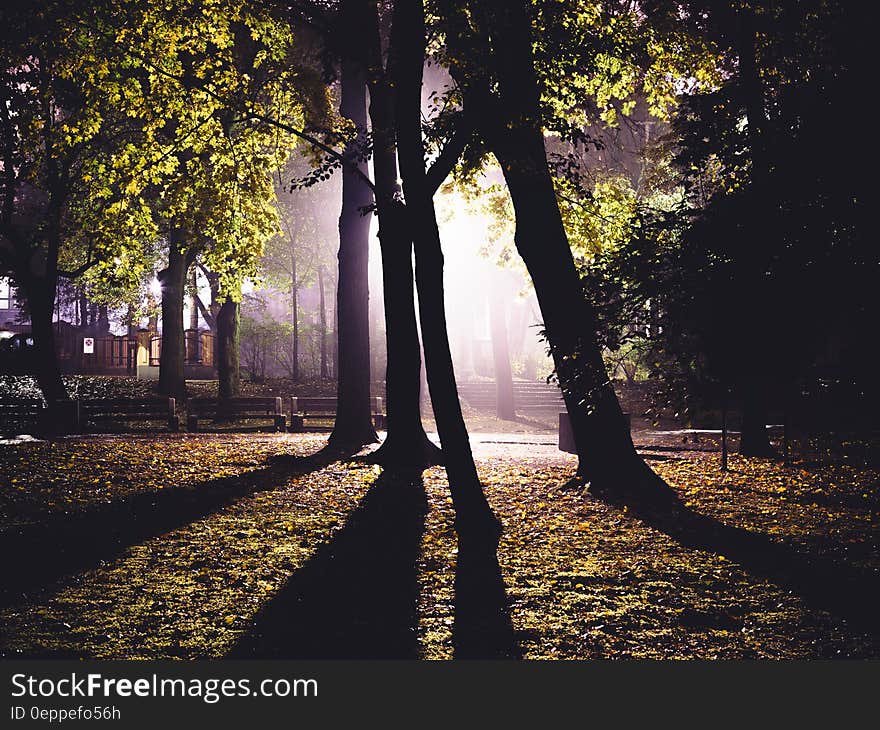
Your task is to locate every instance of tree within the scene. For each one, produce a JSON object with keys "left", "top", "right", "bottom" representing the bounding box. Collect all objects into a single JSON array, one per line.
[
  {"left": 634, "top": 0, "right": 872, "bottom": 455},
  {"left": 489, "top": 274, "right": 515, "bottom": 420},
  {"left": 253, "top": 1, "right": 382, "bottom": 449},
  {"left": 102, "top": 0, "right": 305, "bottom": 398},
  {"left": 262, "top": 162, "right": 337, "bottom": 384},
  {"left": 438, "top": 0, "right": 640, "bottom": 487},
  {"left": 0, "top": 0, "right": 158, "bottom": 408},
  {"left": 389, "top": 0, "right": 495, "bottom": 521},
  {"left": 154, "top": 0, "right": 464, "bottom": 467},
  {"left": 327, "top": 38, "right": 377, "bottom": 447},
  {"left": 0, "top": 0, "right": 305, "bottom": 408},
  {"left": 426, "top": 0, "right": 728, "bottom": 490},
  {"left": 216, "top": 298, "right": 240, "bottom": 398},
  {"left": 560, "top": 0, "right": 874, "bottom": 463},
  {"left": 157, "top": 228, "right": 196, "bottom": 398},
  {"left": 341, "top": 0, "right": 442, "bottom": 469}
]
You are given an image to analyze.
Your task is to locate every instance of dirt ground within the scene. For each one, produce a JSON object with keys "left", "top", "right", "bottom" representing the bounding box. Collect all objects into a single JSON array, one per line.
[{"left": 0, "top": 426, "right": 876, "bottom": 660}]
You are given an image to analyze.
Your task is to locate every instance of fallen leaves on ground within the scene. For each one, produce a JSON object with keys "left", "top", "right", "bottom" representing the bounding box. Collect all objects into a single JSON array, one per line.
[{"left": 0, "top": 434, "right": 876, "bottom": 659}]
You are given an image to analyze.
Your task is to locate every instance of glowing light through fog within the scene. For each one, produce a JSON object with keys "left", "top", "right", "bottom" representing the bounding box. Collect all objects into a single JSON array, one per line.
[{"left": 431, "top": 180, "right": 553, "bottom": 382}]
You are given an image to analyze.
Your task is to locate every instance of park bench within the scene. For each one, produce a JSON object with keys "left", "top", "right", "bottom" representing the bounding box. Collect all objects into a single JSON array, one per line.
[
  {"left": 0, "top": 398, "right": 44, "bottom": 435},
  {"left": 186, "top": 397, "right": 286, "bottom": 432},
  {"left": 78, "top": 398, "right": 180, "bottom": 432},
  {"left": 289, "top": 396, "right": 386, "bottom": 432}
]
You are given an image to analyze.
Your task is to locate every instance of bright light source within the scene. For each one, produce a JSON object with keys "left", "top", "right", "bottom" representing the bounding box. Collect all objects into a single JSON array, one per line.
[{"left": 150, "top": 278, "right": 162, "bottom": 297}]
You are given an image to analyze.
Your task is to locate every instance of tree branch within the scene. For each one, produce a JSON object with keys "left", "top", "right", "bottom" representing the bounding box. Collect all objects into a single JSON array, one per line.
[
  {"left": 119, "top": 45, "right": 377, "bottom": 193},
  {"left": 195, "top": 293, "right": 216, "bottom": 330},
  {"left": 426, "top": 122, "right": 473, "bottom": 194},
  {"left": 58, "top": 259, "right": 97, "bottom": 279},
  {"left": 241, "top": 105, "right": 376, "bottom": 192},
  {"left": 58, "top": 240, "right": 96, "bottom": 279},
  {"left": 184, "top": 245, "right": 201, "bottom": 269}
]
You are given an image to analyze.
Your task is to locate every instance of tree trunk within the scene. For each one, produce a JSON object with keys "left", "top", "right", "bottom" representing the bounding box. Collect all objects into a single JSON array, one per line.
[
  {"left": 359, "top": 0, "right": 441, "bottom": 468},
  {"left": 462, "top": 0, "right": 642, "bottom": 487},
  {"left": 328, "top": 55, "right": 379, "bottom": 447},
  {"left": 97, "top": 304, "right": 109, "bottom": 335},
  {"left": 78, "top": 290, "right": 87, "bottom": 329},
  {"left": 740, "top": 378, "right": 775, "bottom": 456},
  {"left": 20, "top": 184, "right": 68, "bottom": 407},
  {"left": 126, "top": 304, "right": 138, "bottom": 338},
  {"left": 330, "top": 268, "right": 339, "bottom": 380},
  {"left": 189, "top": 267, "right": 199, "bottom": 330},
  {"left": 158, "top": 227, "right": 189, "bottom": 400},
  {"left": 370, "top": 188, "right": 440, "bottom": 467},
  {"left": 391, "top": 0, "right": 497, "bottom": 523},
  {"left": 21, "top": 100, "right": 69, "bottom": 410},
  {"left": 489, "top": 283, "right": 515, "bottom": 420},
  {"left": 495, "top": 137, "right": 638, "bottom": 482},
  {"left": 13, "top": 202, "right": 71, "bottom": 419},
  {"left": 186, "top": 267, "right": 199, "bottom": 363},
  {"left": 419, "top": 347, "right": 429, "bottom": 417},
  {"left": 734, "top": 8, "right": 774, "bottom": 458},
  {"left": 318, "top": 264, "right": 329, "bottom": 380},
  {"left": 29, "top": 279, "right": 67, "bottom": 404},
  {"left": 217, "top": 298, "right": 240, "bottom": 400},
  {"left": 291, "top": 251, "right": 300, "bottom": 382},
  {"left": 204, "top": 266, "right": 220, "bottom": 365}
]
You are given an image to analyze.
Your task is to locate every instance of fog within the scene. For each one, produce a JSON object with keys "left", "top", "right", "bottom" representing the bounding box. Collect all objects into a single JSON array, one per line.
[
  {"left": 39, "top": 66, "right": 559, "bottom": 419},
  {"left": 219, "top": 169, "right": 554, "bottom": 389}
]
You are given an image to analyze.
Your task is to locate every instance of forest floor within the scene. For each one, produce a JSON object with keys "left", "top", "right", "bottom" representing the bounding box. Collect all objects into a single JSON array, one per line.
[{"left": 1, "top": 428, "right": 877, "bottom": 660}]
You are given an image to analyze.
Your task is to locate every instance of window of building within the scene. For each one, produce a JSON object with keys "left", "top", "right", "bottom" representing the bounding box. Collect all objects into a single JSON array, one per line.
[{"left": 0, "top": 278, "right": 13, "bottom": 310}]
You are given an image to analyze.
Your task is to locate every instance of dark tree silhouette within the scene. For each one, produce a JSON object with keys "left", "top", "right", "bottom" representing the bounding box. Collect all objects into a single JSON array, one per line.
[
  {"left": 389, "top": 0, "right": 496, "bottom": 523},
  {"left": 0, "top": 18, "right": 75, "bottom": 409},
  {"left": 158, "top": 226, "right": 195, "bottom": 400},
  {"left": 728, "top": 3, "right": 776, "bottom": 457},
  {"left": 441, "top": 0, "right": 642, "bottom": 489},
  {"left": 354, "top": 0, "right": 443, "bottom": 469},
  {"left": 20, "top": 266, "right": 68, "bottom": 406},
  {"left": 328, "top": 49, "right": 379, "bottom": 449},
  {"left": 489, "top": 278, "right": 516, "bottom": 420}
]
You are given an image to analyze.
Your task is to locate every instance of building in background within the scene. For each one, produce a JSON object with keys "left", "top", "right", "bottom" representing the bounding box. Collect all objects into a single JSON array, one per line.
[
  {"left": 0, "top": 276, "right": 215, "bottom": 377},
  {"left": 0, "top": 277, "right": 28, "bottom": 334}
]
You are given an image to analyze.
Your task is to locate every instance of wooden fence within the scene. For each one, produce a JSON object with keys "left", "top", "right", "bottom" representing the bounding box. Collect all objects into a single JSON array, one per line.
[{"left": 77, "top": 335, "right": 140, "bottom": 374}]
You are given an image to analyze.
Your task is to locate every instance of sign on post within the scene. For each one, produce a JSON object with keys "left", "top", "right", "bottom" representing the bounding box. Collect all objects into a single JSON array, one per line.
[{"left": 83, "top": 337, "right": 94, "bottom": 354}]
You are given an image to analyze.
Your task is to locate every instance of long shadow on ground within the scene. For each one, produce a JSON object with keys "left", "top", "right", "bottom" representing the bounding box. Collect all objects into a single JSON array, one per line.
[
  {"left": 0, "top": 444, "right": 351, "bottom": 609},
  {"left": 453, "top": 515, "right": 521, "bottom": 659},
  {"left": 229, "top": 470, "right": 428, "bottom": 659},
  {"left": 594, "top": 464, "right": 880, "bottom": 638},
  {"left": 231, "top": 471, "right": 522, "bottom": 659}
]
